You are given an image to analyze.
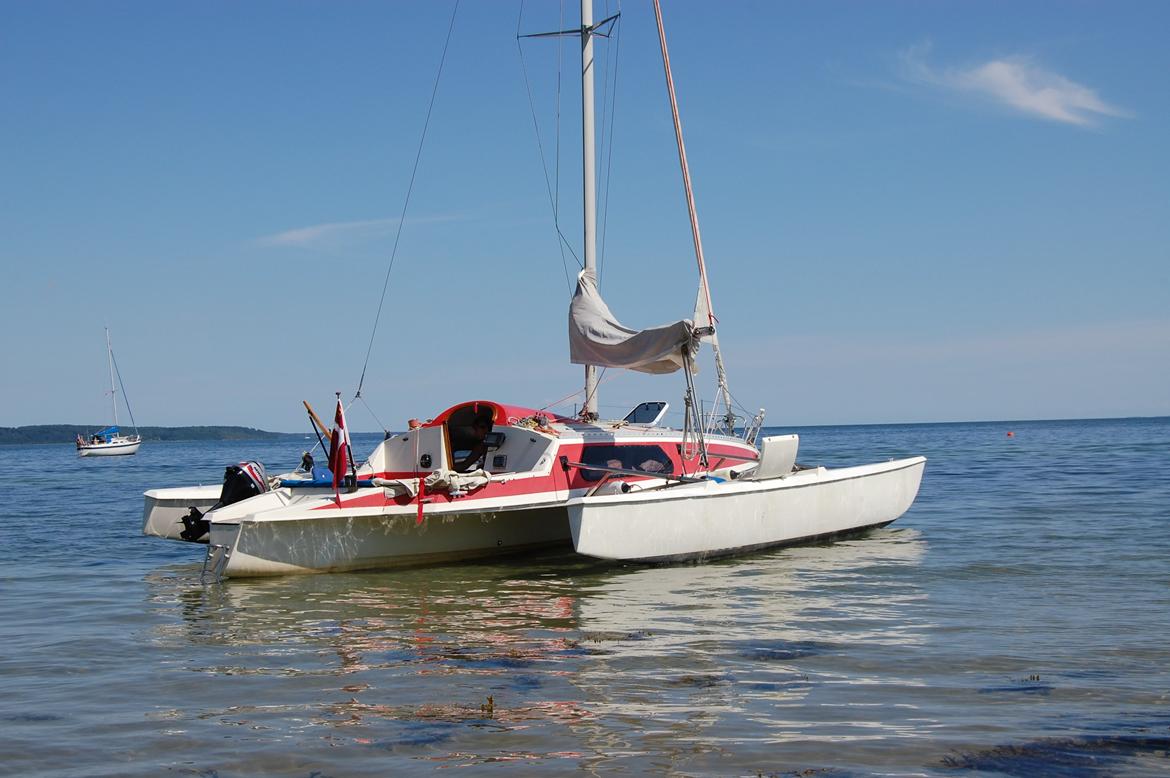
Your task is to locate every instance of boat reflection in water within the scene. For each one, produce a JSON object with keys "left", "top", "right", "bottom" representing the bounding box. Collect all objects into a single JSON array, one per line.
[
  {"left": 144, "top": 529, "right": 926, "bottom": 768},
  {"left": 568, "top": 529, "right": 928, "bottom": 758}
]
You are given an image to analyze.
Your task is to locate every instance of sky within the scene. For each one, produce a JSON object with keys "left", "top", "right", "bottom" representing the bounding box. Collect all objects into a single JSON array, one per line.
[{"left": 2, "top": 1, "right": 1167, "bottom": 432}]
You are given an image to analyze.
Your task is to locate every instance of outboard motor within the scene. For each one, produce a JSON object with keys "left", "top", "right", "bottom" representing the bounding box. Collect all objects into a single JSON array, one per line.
[{"left": 180, "top": 461, "right": 269, "bottom": 542}]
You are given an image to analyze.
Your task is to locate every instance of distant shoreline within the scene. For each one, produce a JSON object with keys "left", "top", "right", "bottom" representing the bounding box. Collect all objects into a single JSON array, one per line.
[
  {"left": 0, "top": 425, "right": 291, "bottom": 445},
  {"left": 2, "top": 415, "right": 1165, "bottom": 446}
]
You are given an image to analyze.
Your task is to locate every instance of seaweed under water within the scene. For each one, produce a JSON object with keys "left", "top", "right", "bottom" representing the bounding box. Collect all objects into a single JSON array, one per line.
[{"left": 941, "top": 732, "right": 1170, "bottom": 776}]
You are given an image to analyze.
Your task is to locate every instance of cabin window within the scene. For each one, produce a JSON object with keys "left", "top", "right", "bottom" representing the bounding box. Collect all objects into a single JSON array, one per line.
[{"left": 579, "top": 444, "right": 674, "bottom": 482}]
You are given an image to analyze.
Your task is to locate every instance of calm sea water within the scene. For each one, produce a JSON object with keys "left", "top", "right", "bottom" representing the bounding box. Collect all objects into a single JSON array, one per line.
[{"left": 2, "top": 418, "right": 1168, "bottom": 776}]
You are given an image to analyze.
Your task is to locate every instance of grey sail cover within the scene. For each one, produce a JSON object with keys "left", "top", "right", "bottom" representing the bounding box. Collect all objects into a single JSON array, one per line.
[{"left": 568, "top": 271, "right": 694, "bottom": 374}]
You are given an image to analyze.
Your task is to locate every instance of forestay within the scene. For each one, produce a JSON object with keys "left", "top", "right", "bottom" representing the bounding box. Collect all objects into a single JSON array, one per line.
[{"left": 568, "top": 270, "right": 695, "bottom": 374}]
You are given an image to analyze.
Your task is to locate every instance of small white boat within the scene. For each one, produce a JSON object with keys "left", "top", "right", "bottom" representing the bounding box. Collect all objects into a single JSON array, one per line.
[
  {"left": 77, "top": 329, "right": 141, "bottom": 457},
  {"left": 76, "top": 429, "right": 142, "bottom": 457}
]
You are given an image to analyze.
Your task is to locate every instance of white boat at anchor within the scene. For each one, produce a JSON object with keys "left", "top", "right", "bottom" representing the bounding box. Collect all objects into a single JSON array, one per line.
[
  {"left": 76, "top": 428, "right": 141, "bottom": 456},
  {"left": 76, "top": 328, "right": 141, "bottom": 457},
  {"left": 141, "top": 0, "right": 924, "bottom": 578}
]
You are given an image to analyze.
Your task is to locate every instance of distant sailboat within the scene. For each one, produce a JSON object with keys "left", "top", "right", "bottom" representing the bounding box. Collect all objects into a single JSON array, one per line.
[{"left": 76, "top": 328, "right": 142, "bottom": 457}]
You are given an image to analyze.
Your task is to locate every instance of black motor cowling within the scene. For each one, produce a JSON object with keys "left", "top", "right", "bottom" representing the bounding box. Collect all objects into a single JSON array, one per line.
[
  {"left": 180, "top": 461, "right": 269, "bottom": 542},
  {"left": 219, "top": 460, "right": 269, "bottom": 505}
]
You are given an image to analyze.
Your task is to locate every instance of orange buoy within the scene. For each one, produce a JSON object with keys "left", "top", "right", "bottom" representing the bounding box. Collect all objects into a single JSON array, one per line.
[{"left": 1006, "top": 431, "right": 1014, "bottom": 437}]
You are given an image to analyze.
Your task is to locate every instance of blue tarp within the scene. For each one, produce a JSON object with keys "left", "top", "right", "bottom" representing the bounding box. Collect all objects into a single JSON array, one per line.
[
  {"left": 95, "top": 426, "right": 120, "bottom": 437},
  {"left": 279, "top": 478, "right": 376, "bottom": 489}
]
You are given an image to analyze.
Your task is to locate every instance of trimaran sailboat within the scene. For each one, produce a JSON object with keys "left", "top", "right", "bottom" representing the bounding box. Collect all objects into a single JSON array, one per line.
[
  {"left": 77, "top": 328, "right": 142, "bottom": 457},
  {"left": 142, "top": 0, "right": 924, "bottom": 578}
]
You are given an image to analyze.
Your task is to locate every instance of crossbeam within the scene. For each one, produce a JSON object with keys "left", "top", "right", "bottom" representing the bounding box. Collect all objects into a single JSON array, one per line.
[{"left": 518, "top": 12, "right": 620, "bottom": 39}]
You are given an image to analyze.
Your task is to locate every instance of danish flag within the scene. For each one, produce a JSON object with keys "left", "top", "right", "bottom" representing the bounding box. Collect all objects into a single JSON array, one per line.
[{"left": 328, "top": 394, "right": 352, "bottom": 505}]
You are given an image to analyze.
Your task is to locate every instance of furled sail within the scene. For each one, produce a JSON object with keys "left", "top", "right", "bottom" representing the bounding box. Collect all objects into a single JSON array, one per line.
[
  {"left": 569, "top": 271, "right": 695, "bottom": 374},
  {"left": 693, "top": 279, "right": 715, "bottom": 342}
]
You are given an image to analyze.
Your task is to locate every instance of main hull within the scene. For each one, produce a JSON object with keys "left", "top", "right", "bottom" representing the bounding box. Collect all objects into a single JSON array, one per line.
[
  {"left": 210, "top": 504, "right": 572, "bottom": 577},
  {"left": 142, "top": 402, "right": 763, "bottom": 578},
  {"left": 568, "top": 456, "right": 926, "bottom": 562}
]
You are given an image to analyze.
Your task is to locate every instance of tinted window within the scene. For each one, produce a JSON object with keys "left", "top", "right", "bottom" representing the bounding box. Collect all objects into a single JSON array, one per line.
[
  {"left": 579, "top": 444, "right": 675, "bottom": 482},
  {"left": 624, "top": 401, "right": 667, "bottom": 425}
]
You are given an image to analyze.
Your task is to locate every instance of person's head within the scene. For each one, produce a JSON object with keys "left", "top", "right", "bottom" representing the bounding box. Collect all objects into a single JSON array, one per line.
[{"left": 470, "top": 409, "right": 493, "bottom": 439}]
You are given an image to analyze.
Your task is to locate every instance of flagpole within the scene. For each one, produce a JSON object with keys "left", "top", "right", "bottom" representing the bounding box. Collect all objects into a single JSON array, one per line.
[
  {"left": 329, "top": 391, "right": 354, "bottom": 505},
  {"left": 302, "top": 401, "right": 330, "bottom": 460},
  {"left": 338, "top": 393, "right": 358, "bottom": 487}
]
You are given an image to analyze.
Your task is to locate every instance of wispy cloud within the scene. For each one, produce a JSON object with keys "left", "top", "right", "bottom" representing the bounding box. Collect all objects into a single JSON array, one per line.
[
  {"left": 899, "top": 43, "right": 1130, "bottom": 127},
  {"left": 256, "top": 215, "right": 461, "bottom": 248}
]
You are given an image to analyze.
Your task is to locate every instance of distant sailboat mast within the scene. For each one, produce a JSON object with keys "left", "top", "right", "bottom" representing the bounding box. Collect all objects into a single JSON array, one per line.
[{"left": 106, "top": 327, "right": 119, "bottom": 428}]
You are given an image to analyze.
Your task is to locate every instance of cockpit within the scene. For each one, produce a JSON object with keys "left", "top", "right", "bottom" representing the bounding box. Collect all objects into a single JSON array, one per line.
[{"left": 362, "top": 401, "right": 564, "bottom": 483}]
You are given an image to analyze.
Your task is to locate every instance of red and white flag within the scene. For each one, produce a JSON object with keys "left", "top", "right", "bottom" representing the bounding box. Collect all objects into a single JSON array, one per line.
[{"left": 328, "top": 394, "right": 352, "bottom": 505}]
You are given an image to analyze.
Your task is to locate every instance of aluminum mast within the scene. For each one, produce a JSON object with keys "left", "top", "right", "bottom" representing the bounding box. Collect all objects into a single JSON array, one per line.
[{"left": 580, "top": 0, "right": 599, "bottom": 419}]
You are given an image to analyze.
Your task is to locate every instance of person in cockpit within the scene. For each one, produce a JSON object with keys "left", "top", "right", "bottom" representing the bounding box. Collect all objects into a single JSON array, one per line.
[{"left": 453, "top": 414, "right": 492, "bottom": 472}]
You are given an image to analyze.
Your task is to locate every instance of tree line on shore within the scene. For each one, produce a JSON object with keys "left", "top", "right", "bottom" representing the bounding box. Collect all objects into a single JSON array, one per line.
[{"left": 0, "top": 425, "right": 287, "bottom": 445}]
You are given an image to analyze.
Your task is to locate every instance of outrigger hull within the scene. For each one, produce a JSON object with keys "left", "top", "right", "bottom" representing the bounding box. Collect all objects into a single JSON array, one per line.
[{"left": 567, "top": 456, "right": 926, "bottom": 562}]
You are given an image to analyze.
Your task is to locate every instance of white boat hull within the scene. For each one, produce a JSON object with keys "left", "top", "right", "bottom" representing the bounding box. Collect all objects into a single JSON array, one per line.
[
  {"left": 210, "top": 502, "right": 572, "bottom": 577},
  {"left": 78, "top": 439, "right": 141, "bottom": 457},
  {"left": 142, "top": 485, "right": 223, "bottom": 541},
  {"left": 568, "top": 456, "right": 926, "bottom": 562}
]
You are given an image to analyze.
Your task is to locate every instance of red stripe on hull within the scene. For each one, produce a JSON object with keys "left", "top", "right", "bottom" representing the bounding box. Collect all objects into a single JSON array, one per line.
[{"left": 324, "top": 438, "right": 756, "bottom": 511}]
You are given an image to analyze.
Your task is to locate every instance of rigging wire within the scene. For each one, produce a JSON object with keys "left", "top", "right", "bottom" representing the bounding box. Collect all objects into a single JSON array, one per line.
[
  {"left": 516, "top": 2, "right": 623, "bottom": 296},
  {"left": 595, "top": 0, "right": 611, "bottom": 280},
  {"left": 554, "top": 0, "right": 565, "bottom": 279},
  {"left": 724, "top": 384, "right": 766, "bottom": 430},
  {"left": 680, "top": 349, "right": 708, "bottom": 469},
  {"left": 540, "top": 366, "right": 615, "bottom": 413},
  {"left": 355, "top": 0, "right": 461, "bottom": 401},
  {"left": 581, "top": 365, "right": 607, "bottom": 415},
  {"left": 356, "top": 394, "right": 391, "bottom": 438},
  {"left": 109, "top": 349, "right": 138, "bottom": 433},
  {"left": 538, "top": 387, "right": 586, "bottom": 414},
  {"left": 516, "top": 0, "right": 581, "bottom": 297},
  {"left": 597, "top": 1, "right": 622, "bottom": 282}
]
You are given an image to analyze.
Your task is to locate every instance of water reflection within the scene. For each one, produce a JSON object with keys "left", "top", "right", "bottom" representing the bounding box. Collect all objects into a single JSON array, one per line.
[
  {"left": 568, "top": 530, "right": 929, "bottom": 761},
  {"left": 143, "top": 529, "right": 928, "bottom": 769}
]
